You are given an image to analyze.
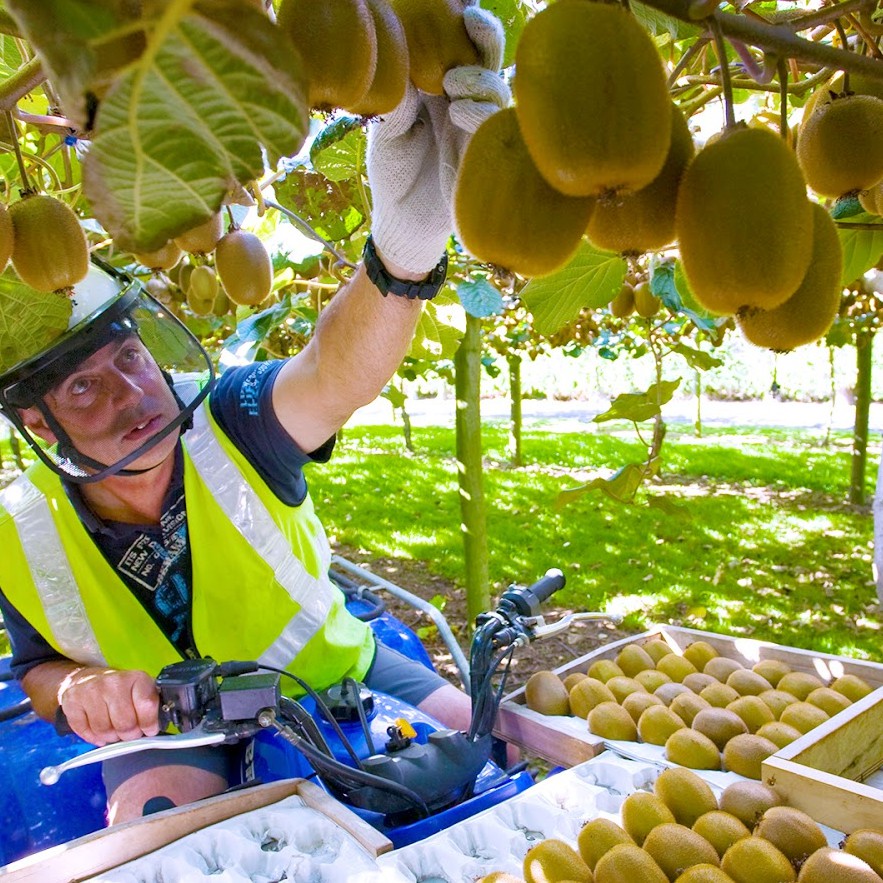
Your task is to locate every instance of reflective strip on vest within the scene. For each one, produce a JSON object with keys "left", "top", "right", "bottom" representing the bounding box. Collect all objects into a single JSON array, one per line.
[
  {"left": 0, "top": 475, "right": 106, "bottom": 665},
  {"left": 185, "top": 407, "right": 334, "bottom": 670}
]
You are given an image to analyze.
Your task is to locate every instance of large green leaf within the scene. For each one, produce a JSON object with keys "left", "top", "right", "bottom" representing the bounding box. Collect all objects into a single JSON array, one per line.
[
  {"left": 556, "top": 462, "right": 650, "bottom": 507},
  {"left": 310, "top": 116, "right": 367, "bottom": 186},
  {"left": 594, "top": 378, "right": 681, "bottom": 423},
  {"left": 82, "top": 1, "right": 308, "bottom": 252},
  {"left": 480, "top": 0, "right": 529, "bottom": 67},
  {"left": 0, "top": 269, "right": 72, "bottom": 373},
  {"left": 838, "top": 225, "right": 883, "bottom": 286},
  {"left": 520, "top": 241, "right": 627, "bottom": 335},
  {"left": 458, "top": 275, "right": 503, "bottom": 318},
  {"left": 275, "top": 167, "right": 365, "bottom": 243},
  {"left": 408, "top": 291, "right": 465, "bottom": 361}
]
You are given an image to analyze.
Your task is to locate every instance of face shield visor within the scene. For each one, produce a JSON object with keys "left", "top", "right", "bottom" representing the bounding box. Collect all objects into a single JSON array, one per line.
[{"left": 0, "top": 262, "right": 215, "bottom": 483}]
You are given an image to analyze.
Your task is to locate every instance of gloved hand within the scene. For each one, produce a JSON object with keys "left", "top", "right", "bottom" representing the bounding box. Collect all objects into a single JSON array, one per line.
[{"left": 366, "top": 5, "right": 511, "bottom": 279}]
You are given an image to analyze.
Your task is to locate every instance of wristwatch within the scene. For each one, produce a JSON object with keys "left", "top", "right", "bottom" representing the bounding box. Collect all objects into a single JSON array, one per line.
[{"left": 363, "top": 236, "right": 448, "bottom": 301}]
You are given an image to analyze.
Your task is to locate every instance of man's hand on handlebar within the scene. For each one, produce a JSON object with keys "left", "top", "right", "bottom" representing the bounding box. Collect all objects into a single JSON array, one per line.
[{"left": 58, "top": 667, "right": 161, "bottom": 746}]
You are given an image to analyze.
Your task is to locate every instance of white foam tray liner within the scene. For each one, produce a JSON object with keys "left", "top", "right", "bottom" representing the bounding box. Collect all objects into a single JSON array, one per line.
[{"left": 89, "top": 751, "right": 844, "bottom": 883}]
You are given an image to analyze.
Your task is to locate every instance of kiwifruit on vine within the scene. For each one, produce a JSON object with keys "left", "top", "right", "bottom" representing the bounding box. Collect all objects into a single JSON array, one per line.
[
  {"left": 737, "top": 203, "right": 843, "bottom": 352},
  {"left": 675, "top": 125, "right": 813, "bottom": 315},
  {"left": 173, "top": 212, "right": 224, "bottom": 256},
  {"left": 187, "top": 264, "right": 220, "bottom": 317},
  {"left": 9, "top": 194, "right": 89, "bottom": 293},
  {"left": 453, "top": 107, "right": 595, "bottom": 277},
  {"left": 587, "top": 104, "right": 695, "bottom": 255},
  {"left": 349, "top": 0, "right": 410, "bottom": 116},
  {"left": 610, "top": 283, "right": 635, "bottom": 318},
  {"left": 214, "top": 228, "right": 273, "bottom": 306},
  {"left": 389, "top": 0, "right": 480, "bottom": 95},
  {"left": 0, "top": 204, "right": 13, "bottom": 273},
  {"left": 134, "top": 240, "right": 184, "bottom": 272},
  {"left": 859, "top": 181, "right": 883, "bottom": 215},
  {"left": 796, "top": 93, "right": 883, "bottom": 197},
  {"left": 514, "top": 0, "right": 671, "bottom": 199},
  {"left": 633, "top": 281, "right": 661, "bottom": 318},
  {"left": 277, "top": 0, "right": 378, "bottom": 111}
]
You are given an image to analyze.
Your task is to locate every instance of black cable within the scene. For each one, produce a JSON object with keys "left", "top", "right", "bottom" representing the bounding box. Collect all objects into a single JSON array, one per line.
[
  {"left": 342, "top": 676, "right": 376, "bottom": 756},
  {"left": 0, "top": 697, "right": 31, "bottom": 722}
]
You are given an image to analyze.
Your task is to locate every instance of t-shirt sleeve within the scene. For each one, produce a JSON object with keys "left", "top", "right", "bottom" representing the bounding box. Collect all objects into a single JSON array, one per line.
[
  {"left": 0, "top": 587, "right": 67, "bottom": 681},
  {"left": 207, "top": 360, "right": 335, "bottom": 507}
]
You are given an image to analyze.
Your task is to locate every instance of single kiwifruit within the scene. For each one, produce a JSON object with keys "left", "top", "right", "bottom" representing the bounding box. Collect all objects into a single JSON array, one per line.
[
  {"left": 593, "top": 843, "right": 668, "bottom": 883},
  {"left": 620, "top": 791, "right": 676, "bottom": 846},
  {"left": 0, "top": 203, "right": 13, "bottom": 272},
  {"left": 569, "top": 676, "right": 617, "bottom": 719},
  {"left": 778, "top": 701, "right": 829, "bottom": 734},
  {"left": 586, "top": 103, "right": 695, "bottom": 254},
  {"left": 644, "top": 640, "right": 675, "bottom": 663},
  {"left": 737, "top": 202, "right": 842, "bottom": 352},
  {"left": 796, "top": 93, "right": 883, "bottom": 197},
  {"left": 588, "top": 659, "right": 625, "bottom": 683},
  {"left": 776, "top": 672, "right": 826, "bottom": 701},
  {"left": 214, "top": 228, "right": 273, "bottom": 306},
  {"left": 606, "top": 676, "right": 648, "bottom": 703},
  {"left": 563, "top": 672, "right": 589, "bottom": 693},
  {"left": 727, "top": 669, "right": 774, "bottom": 697},
  {"left": 683, "top": 674, "right": 719, "bottom": 695},
  {"left": 691, "top": 707, "right": 748, "bottom": 750},
  {"left": 654, "top": 767, "right": 718, "bottom": 827},
  {"left": 859, "top": 181, "right": 883, "bottom": 215},
  {"left": 665, "top": 728, "right": 722, "bottom": 770},
  {"left": 389, "top": 0, "right": 479, "bottom": 95},
  {"left": 692, "top": 811, "right": 751, "bottom": 859},
  {"left": 672, "top": 865, "right": 734, "bottom": 882},
  {"left": 277, "top": 0, "right": 377, "bottom": 110},
  {"left": 588, "top": 701, "right": 639, "bottom": 741},
  {"left": 675, "top": 126, "right": 813, "bottom": 315},
  {"left": 754, "top": 806, "right": 827, "bottom": 867},
  {"left": 656, "top": 654, "right": 699, "bottom": 684},
  {"left": 635, "top": 669, "right": 673, "bottom": 694},
  {"left": 699, "top": 683, "right": 741, "bottom": 709},
  {"left": 617, "top": 643, "right": 657, "bottom": 677},
  {"left": 758, "top": 689, "right": 799, "bottom": 720},
  {"left": 682, "top": 642, "right": 720, "bottom": 673},
  {"left": 726, "top": 696, "right": 776, "bottom": 733},
  {"left": 656, "top": 683, "right": 694, "bottom": 706},
  {"left": 610, "top": 283, "right": 635, "bottom": 318},
  {"left": 755, "top": 721, "right": 802, "bottom": 748},
  {"left": 513, "top": 0, "right": 672, "bottom": 198},
  {"left": 797, "top": 847, "right": 880, "bottom": 882},
  {"left": 523, "top": 838, "right": 592, "bottom": 883},
  {"left": 524, "top": 670, "right": 570, "bottom": 716},
  {"left": 638, "top": 705, "right": 687, "bottom": 746},
  {"left": 188, "top": 264, "right": 219, "bottom": 303},
  {"left": 174, "top": 212, "right": 224, "bottom": 256},
  {"left": 702, "top": 658, "right": 744, "bottom": 682},
  {"left": 622, "top": 690, "right": 666, "bottom": 724},
  {"left": 718, "top": 780, "right": 782, "bottom": 829},
  {"left": 10, "top": 194, "right": 89, "bottom": 292},
  {"left": 721, "top": 733, "right": 779, "bottom": 779},
  {"left": 669, "top": 692, "right": 711, "bottom": 726},
  {"left": 134, "top": 240, "right": 183, "bottom": 273},
  {"left": 577, "top": 817, "right": 634, "bottom": 870},
  {"left": 831, "top": 674, "right": 873, "bottom": 702},
  {"left": 642, "top": 823, "right": 721, "bottom": 880},
  {"left": 752, "top": 659, "right": 792, "bottom": 688},
  {"left": 720, "top": 837, "right": 796, "bottom": 883},
  {"left": 805, "top": 686, "right": 851, "bottom": 716},
  {"left": 454, "top": 107, "right": 595, "bottom": 278},
  {"left": 843, "top": 829, "right": 883, "bottom": 877},
  {"left": 349, "top": 0, "right": 409, "bottom": 115},
  {"left": 633, "top": 282, "right": 660, "bottom": 318}
]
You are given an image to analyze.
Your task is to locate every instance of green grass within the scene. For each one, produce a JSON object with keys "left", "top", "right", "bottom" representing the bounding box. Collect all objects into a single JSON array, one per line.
[{"left": 314, "top": 422, "right": 882, "bottom": 663}]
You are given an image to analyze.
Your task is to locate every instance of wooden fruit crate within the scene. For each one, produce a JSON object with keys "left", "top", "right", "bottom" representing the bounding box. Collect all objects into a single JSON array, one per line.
[
  {"left": 761, "top": 686, "right": 883, "bottom": 834},
  {"left": 0, "top": 778, "right": 393, "bottom": 883},
  {"left": 494, "top": 625, "right": 883, "bottom": 769}
]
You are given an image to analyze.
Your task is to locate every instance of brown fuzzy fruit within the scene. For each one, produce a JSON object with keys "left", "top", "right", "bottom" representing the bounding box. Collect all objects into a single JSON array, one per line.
[
  {"left": 737, "top": 202, "right": 842, "bottom": 352},
  {"left": 676, "top": 126, "right": 813, "bottom": 315},
  {"left": 349, "top": 0, "right": 409, "bottom": 116},
  {"left": 10, "top": 194, "right": 89, "bottom": 292},
  {"left": 134, "top": 240, "right": 183, "bottom": 272},
  {"left": 214, "top": 229, "right": 273, "bottom": 306},
  {"left": 587, "top": 103, "right": 695, "bottom": 254},
  {"left": 454, "top": 107, "right": 595, "bottom": 277},
  {"left": 389, "top": 0, "right": 479, "bottom": 95},
  {"left": 610, "top": 283, "right": 635, "bottom": 318},
  {"left": 174, "top": 212, "right": 224, "bottom": 255},
  {"left": 0, "top": 203, "right": 13, "bottom": 272},
  {"left": 277, "top": 0, "right": 377, "bottom": 110},
  {"left": 514, "top": 0, "right": 671, "bottom": 198},
  {"left": 633, "top": 282, "right": 660, "bottom": 318},
  {"left": 797, "top": 94, "right": 883, "bottom": 197}
]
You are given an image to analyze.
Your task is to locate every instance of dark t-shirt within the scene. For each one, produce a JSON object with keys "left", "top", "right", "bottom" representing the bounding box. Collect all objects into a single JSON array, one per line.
[{"left": 0, "top": 360, "right": 334, "bottom": 680}]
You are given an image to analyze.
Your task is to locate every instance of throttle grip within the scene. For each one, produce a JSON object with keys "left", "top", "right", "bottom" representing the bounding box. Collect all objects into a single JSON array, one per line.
[{"left": 500, "top": 568, "right": 565, "bottom": 617}]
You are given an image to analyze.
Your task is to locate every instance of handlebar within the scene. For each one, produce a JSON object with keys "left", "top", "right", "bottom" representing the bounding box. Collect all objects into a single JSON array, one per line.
[{"left": 498, "top": 568, "right": 566, "bottom": 617}]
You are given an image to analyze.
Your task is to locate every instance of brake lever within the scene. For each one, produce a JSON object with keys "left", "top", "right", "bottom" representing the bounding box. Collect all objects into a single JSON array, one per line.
[
  {"left": 527, "top": 611, "right": 623, "bottom": 641},
  {"left": 39, "top": 723, "right": 227, "bottom": 785}
]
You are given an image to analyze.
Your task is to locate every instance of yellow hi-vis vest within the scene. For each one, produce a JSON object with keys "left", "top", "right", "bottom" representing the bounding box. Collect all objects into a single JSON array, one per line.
[{"left": 0, "top": 403, "right": 375, "bottom": 695}]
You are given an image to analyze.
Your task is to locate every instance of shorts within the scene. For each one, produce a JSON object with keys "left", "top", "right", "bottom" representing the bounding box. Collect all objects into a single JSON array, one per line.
[{"left": 102, "top": 640, "right": 451, "bottom": 805}]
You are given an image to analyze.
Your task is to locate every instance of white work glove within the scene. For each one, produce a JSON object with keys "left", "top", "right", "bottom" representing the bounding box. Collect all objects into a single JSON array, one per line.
[{"left": 365, "top": 5, "right": 511, "bottom": 278}]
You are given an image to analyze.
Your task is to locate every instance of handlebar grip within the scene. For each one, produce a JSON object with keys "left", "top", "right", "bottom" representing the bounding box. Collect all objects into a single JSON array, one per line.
[
  {"left": 500, "top": 568, "right": 566, "bottom": 617},
  {"left": 528, "top": 568, "right": 566, "bottom": 604}
]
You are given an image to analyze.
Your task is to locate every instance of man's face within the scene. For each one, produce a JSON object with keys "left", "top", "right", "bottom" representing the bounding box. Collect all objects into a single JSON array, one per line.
[{"left": 21, "top": 335, "right": 181, "bottom": 474}]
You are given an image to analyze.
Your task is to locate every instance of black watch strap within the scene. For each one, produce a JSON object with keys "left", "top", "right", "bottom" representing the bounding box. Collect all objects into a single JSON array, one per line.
[{"left": 363, "top": 236, "right": 448, "bottom": 301}]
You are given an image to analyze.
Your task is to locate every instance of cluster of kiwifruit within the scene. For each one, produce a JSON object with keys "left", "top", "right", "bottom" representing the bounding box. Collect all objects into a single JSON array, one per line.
[
  {"left": 478, "top": 770, "right": 883, "bottom": 882},
  {"left": 276, "top": 0, "right": 477, "bottom": 115},
  {"left": 134, "top": 213, "right": 273, "bottom": 314},
  {"left": 0, "top": 193, "right": 89, "bottom": 294},
  {"left": 609, "top": 270, "right": 661, "bottom": 321},
  {"left": 524, "top": 639, "right": 874, "bottom": 780}
]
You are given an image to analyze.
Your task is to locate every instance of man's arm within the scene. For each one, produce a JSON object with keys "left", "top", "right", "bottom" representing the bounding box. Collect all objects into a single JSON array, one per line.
[{"left": 271, "top": 262, "right": 424, "bottom": 454}]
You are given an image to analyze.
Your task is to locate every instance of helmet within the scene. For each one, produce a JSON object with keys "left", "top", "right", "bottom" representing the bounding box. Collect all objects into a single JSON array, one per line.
[{"left": 0, "top": 259, "right": 215, "bottom": 483}]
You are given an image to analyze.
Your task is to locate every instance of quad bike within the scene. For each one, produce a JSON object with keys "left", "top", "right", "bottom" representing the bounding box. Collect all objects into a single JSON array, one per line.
[{"left": 0, "top": 557, "right": 619, "bottom": 864}]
